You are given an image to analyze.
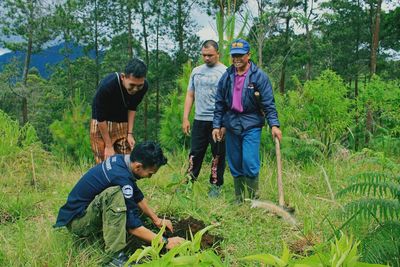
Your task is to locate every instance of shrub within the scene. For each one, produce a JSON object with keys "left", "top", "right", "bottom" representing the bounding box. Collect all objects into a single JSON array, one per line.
[{"left": 49, "top": 92, "right": 92, "bottom": 163}]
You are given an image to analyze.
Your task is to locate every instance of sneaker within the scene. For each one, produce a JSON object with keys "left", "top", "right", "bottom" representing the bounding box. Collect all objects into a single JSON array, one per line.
[
  {"left": 107, "top": 252, "right": 132, "bottom": 267},
  {"left": 208, "top": 185, "right": 221, "bottom": 198}
]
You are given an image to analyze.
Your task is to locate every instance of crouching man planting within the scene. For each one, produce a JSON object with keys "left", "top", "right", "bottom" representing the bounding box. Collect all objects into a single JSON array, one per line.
[{"left": 54, "top": 141, "right": 184, "bottom": 264}]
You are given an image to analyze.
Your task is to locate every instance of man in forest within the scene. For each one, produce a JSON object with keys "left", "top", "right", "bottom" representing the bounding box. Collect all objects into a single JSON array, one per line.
[
  {"left": 54, "top": 141, "right": 185, "bottom": 266},
  {"left": 182, "top": 40, "right": 227, "bottom": 197},
  {"left": 90, "top": 58, "right": 148, "bottom": 164},
  {"left": 212, "top": 39, "right": 282, "bottom": 203}
]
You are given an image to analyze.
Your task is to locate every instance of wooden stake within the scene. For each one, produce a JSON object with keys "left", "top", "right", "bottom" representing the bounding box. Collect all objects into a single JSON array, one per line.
[{"left": 275, "top": 137, "right": 285, "bottom": 207}]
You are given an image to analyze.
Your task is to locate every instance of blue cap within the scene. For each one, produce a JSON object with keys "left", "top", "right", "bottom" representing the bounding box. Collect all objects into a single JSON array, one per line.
[{"left": 230, "top": 39, "right": 250, "bottom": 55}]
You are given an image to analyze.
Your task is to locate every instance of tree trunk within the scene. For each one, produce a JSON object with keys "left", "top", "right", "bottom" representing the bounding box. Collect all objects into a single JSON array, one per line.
[
  {"left": 304, "top": 0, "right": 313, "bottom": 80},
  {"left": 366, "top": 0, "right": 382, "bottom": 144},
  {"left": 140, "top": 0, "right": 150, "bottom": 140},
  {"left": 127, "top": 8, "right": 133, "bottom": 59},
  {"left": 155, "top": 4, "right": 161, "bottom": 138},
  {"left": 279, "top": 15, "right": 291, "bottom": 94},
  {"left": 94, "top": 0, "right": 100, "bottom": 86},
  {"left": 21, "top": 10, "right": 33, "bottom": 124},
  {"left": 370, "top": 0, "right": 382, "bottom": 75}
]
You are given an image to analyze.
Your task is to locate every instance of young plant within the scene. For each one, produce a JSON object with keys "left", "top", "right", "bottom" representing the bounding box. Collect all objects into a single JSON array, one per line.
[
  {"left": 125, "top": 224, "right": 225, "bottom": 266},
  {"left": 239, "top": 233, "right": 388, "bottom": 267}
]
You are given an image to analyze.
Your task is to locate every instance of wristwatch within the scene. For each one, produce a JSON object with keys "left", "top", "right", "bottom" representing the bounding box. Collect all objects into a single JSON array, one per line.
[{"left": 162, "top": 236, "right": 168, "bottom": 245}]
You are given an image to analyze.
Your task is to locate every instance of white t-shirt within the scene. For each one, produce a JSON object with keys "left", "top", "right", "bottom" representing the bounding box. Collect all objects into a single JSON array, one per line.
[{"left": 188, "top": 63, "right": 227, "bottom": 121}]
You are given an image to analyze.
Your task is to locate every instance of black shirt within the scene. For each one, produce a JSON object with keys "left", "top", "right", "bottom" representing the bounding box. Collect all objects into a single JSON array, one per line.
[{"left": 92, "top": 73, "right": 148, "bottom": 122}]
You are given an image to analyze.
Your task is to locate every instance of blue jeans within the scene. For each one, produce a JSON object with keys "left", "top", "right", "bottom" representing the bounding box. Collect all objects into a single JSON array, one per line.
[{"left": 225, "top": 127, "right": 261, "bottom": 178}]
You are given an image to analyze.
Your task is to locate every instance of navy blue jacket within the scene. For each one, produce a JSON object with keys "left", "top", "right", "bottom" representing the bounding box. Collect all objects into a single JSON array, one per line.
[
  {"left": 54, "top": 155, "right": 145, "bottom": 229},
  {"left": 213, "top": 61, "right": 280, "bottom": 134}
]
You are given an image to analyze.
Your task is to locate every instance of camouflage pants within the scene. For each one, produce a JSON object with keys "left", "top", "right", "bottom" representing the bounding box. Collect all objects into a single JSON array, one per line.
[{"left": 67, "top": 186, "right": 127, "bottom": 254}]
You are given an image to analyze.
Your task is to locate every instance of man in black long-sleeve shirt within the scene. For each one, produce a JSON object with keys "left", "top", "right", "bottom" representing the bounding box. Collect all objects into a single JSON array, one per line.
[{"left": 90, "top": 58, "right": 148, "bottom": 164}]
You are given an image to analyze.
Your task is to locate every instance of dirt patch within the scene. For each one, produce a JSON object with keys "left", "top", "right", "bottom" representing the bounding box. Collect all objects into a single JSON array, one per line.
[
  {"left": 166, "top": 216, "right": 223, "bottom": 250},
  {"left": 0, "top": 209, "right": 14, "bottom": 224}
]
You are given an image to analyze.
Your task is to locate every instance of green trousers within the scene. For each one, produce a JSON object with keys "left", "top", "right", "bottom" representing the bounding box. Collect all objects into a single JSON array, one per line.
[{"left": 67, "top": 186, "right": 128, "bottom": 254}]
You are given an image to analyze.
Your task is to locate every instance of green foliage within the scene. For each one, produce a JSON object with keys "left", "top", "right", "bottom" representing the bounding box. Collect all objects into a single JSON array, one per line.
[
  {"left": 357, "top": 76, "right": 400, "bottom": 156},
  {"left": 239, "top": 242, "right": 291, "bottom": 266},
  {"left": 336, "top": 172, "right": 400, "bottom": 222},
  {"left": 49, "top": 92, "right": 92, "bottom": 162},
  {"left": 159, "top": 62, "right": 191, "bottom": 153},
  {"left": 0, "top": 110, "right": 39, "bottom": 158},
  {"left": 361, "top": 221, "right": 400, "bottom": 266},
  {"left": 240, "top": 233, "right": 387, "bottom": 267},
  {"left": 126, "top": 224, "right": 226, "bottom": 266},
  {"left": 276, "top": 71, "right": 352, "bottom": 157}
]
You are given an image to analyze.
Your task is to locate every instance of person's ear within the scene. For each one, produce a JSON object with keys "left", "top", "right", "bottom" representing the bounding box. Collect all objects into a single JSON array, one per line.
[{"left": 132, "top": 162, "right": 143, "bottom": 172}]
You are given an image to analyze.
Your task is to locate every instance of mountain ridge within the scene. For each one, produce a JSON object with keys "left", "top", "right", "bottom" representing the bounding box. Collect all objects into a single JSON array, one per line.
[{"left": 0, "top": 43, "right": 95, "bottom": 79}]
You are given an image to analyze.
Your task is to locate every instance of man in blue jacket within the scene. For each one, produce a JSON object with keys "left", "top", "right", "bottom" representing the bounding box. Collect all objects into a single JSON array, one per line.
[
  {"left": 54, "top": 141, "right": 184, "bottom": 265},
  {"left": 212, "top": 39, "right": 282, "bottom": 203}
]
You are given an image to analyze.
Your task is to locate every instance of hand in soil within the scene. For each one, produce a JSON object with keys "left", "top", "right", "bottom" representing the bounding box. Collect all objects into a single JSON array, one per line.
[
  {"left": 166, "top": 236, "right": 186, "bottom": 250},
  {"left": 154, "top": 218, "right": 174, "bottom": 233}
]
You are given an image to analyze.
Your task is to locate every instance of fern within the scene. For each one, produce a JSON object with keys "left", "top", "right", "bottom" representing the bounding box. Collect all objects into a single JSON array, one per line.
[
  {"left": 336, "top": 172, "right": 400, "bottom": 200},
  {"left": 361, "top": 221, "right": 400, "bottom": 266},
  {"left": 341, "top": 198, "right": 400, "bottom": 222}
]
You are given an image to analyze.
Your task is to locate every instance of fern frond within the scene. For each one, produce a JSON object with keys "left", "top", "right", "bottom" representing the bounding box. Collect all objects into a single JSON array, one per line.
[
  {"left": 337, "top": 172, "right": 400, "bottom": 200},
  {"left": 341, "top": 198, "right": 400, "bottom": 221},
  {"left": 361, "top": 221, "right": 400, "bottom": 266}
]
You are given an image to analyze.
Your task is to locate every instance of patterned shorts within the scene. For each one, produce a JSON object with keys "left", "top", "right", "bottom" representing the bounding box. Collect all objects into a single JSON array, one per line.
[{"left": 90, "top": 119, "right": 131, "bottom": 164}]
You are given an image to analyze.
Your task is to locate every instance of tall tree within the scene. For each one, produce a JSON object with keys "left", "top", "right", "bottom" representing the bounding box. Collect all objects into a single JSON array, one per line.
[
  {"left": 277, "top": 0, "right": 302, "bottom": 94},
  {"left": 53, "top": 0, "right": 83, "bottom": 98},
  {"left": 369, "top": 0, "right": 383, "bottom": 75},
  {"left": 76, "top": 0, "right": 110, "bottom": 86},
  {"left": 163, "top": 0, "right": 200, "bottom": 78},
  {"left": 0, "top": 0, "right": 53, "bottom": 124}
]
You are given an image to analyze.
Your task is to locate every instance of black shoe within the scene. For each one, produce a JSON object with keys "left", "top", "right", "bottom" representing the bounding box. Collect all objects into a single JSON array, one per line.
[{"left": 107, "top": 252, "right": 132, "bottom": 267}]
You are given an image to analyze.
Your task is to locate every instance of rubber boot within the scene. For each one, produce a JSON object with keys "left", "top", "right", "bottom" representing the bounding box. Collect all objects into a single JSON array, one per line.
[
  {"left": 245, "top": 176, "right": 259, "bottom": 199},
  {"left": 233, "top": 176, "right": 246, "bottom": 203}
]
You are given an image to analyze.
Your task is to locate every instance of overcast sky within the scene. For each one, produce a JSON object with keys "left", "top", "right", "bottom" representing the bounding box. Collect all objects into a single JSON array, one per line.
[{"left": 1, "top": 0, "right": 397, "bottom": 56}]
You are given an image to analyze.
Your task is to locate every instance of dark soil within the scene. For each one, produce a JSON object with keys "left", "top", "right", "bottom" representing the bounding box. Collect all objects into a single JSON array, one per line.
[
  {"left": 0, "top": 209, "right": 14, "bottom": 224},
  {"left": 165, "top": 216, "right": 223, "bottom": 250}
]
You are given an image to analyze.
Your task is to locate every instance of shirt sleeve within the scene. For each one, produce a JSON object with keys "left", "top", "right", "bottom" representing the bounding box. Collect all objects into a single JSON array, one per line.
[
  {"left": 187, "top": 69, "right": 196, "bottom": 92},
  {"left": 123, "top": 182, "right": 145, "bottom": 229}
]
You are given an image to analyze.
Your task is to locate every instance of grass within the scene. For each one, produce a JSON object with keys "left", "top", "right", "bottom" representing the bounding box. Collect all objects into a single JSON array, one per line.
[{"left": 0, "top": 146, "right": 397, "bottom": 266}]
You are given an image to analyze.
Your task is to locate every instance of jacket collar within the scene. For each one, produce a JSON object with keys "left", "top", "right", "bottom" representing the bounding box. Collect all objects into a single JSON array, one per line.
[{"left": 124, "top": 154, "right": 139, "bottom": 181}]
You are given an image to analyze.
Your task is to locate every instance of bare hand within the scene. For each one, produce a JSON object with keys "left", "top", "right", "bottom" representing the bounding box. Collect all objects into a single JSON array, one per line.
[
  {"left": 127, "top": 134, "right": 135, "bottom": 149},
  {"left": 220, "top": 127, "right": 226, "bottom": 141},
  {"left": 182, "top": 119, "right": 191, "bottom": 136},
  {"left": 104, "top": 146, "right": 115, "bottom": 160},
  {"left": 271, "top": 126, "right": 282, "bottom": 141},
  {"left": 165, "top": 236, "right": 185, "bottom": 250},
  {"left": 154, "top": 218, "right": 174, "bottom": 233},
  {"left": 212, "top": 128, "right": 221, "bottom": 142}
]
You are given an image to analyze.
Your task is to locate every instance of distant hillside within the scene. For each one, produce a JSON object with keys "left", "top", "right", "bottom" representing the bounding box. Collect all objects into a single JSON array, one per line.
[{"left": 0, "top": 43, "right": 95, "bottom": 79}]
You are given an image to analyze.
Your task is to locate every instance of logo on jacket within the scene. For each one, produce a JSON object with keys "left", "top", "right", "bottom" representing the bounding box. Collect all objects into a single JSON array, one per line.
[{"left": 122, "top": 185, "right": 133, "bottom": 198}]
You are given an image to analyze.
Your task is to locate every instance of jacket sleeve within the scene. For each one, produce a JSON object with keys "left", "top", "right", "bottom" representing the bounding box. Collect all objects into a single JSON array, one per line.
[
  {"left": 259, "top": 74, "right": 280, "bottom": 128},
  {"left": 213, "top": 74, "right": 227, "bottom": 129}
]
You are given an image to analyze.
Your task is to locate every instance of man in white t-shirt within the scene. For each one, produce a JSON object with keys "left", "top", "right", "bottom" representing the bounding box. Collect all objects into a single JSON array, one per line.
[{"left": 182, "top": 40, "right": 227, "bottom": 197}]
